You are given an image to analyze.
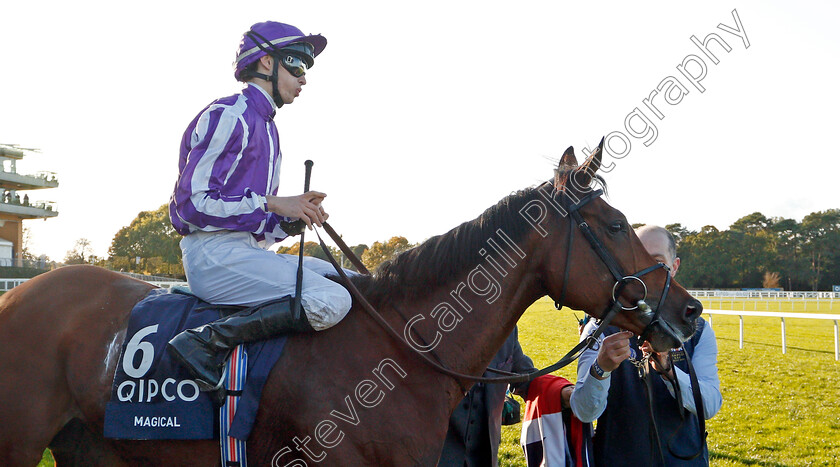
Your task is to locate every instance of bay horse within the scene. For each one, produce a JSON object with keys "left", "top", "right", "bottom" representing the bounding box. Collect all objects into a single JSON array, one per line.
[{"left": 0, "top": 143, "right": 702, "bottom": 466}]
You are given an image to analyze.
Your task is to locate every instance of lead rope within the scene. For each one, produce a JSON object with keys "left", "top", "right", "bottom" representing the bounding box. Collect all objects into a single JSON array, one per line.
[
  {"left": 637, "top": 347, "right": 707, "bottom": 464},
  {"left": 640, "top": 355, "right": 668, "bottom": 466},
  {"left": 666, "top": 349, "right": 707, "bottom": 461}
]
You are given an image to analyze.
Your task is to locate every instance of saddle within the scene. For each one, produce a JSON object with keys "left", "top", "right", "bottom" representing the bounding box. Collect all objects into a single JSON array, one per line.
[{"left": 103, "top": 288, "right": 289, "bottom": 441}]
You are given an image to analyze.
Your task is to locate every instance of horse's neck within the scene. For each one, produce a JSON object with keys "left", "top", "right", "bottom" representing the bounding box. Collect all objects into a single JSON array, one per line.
[{"left": 393, "top": 232, "right": 543, "bottom": 381}]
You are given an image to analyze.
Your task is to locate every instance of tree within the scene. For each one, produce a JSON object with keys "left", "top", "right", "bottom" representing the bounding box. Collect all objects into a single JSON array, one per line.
[
  {"left": 665, "top": 223, "right": 694, "bottom": 248},
  {"left": 632, "top": 209, "right": 839, "bottom": 290},
  {"left": 770, "top": 217, "right": 807, "bottom": 290},
  {"left": 20, "top": 227, "right": 35, "bottom": 261},
  {"left": 108, "top": 204, "right": 183, "bottom": 276},
  {"left": 65, "top": 238, "right": 94, "bottom": 265},
  {"left": 362, "top": 237, "right": 415, "bottom": 271},
  {"left": 276, "top": 241, "right": 370, "bottom": 272},
  {"left": 800, "top": 209, "right": 840, "bottom": 290},
  {"left": 343, "top": 244, "right": 369, "bottom": 272},
  {"left": 678, "top": 226, "right": 738, "bottom": 288},
  {"left": 351, "top": 244, "right": 369, "bottom": 258},
  {"left": 723, "top": 212, "right": 777, "bottom": 287},
  {"left": 276, "top": 241, "right": 334, "bottom": 262},
  {"left": 763, "top": 271, "right": 781, "bottom": 289},
  {"left": 730, "top": 212, "right": 772, "bottom": 233}
]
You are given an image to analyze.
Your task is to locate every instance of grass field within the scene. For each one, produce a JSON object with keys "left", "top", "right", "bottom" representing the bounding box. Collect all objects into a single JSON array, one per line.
[
  {"left": 37, "top": 297, "right": 840, "bottom": 466},
  {"left": 498, "top": 297, "right": 840, "bottom": 466}
]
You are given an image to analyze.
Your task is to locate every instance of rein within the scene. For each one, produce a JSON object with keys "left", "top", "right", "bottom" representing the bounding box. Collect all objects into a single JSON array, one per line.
[
  {"left": 311, "top": 187, "right": 674, "bottom": 385},
  {"left": 314, "top": 225, "right": 596, "bottom": 384},
  {"left": 635, "top": 341, "right": 708, "bottom": 463}
]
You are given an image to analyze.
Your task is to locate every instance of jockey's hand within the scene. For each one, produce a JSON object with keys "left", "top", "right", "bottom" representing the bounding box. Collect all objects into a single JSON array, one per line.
[
  {"left": 640, "top": 341, "right": 675, "bottom": 379},
  {"left": 267, "top": 191, "right": 328, "bottom": 230},
  {"left": 596, "top": 330, "right": 633, "bottom": 372}
]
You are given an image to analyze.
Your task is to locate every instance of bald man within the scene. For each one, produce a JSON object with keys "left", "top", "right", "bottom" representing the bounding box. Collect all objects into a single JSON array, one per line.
[{"left": 569, "top": 225, "right": 722, "bottom": 467}]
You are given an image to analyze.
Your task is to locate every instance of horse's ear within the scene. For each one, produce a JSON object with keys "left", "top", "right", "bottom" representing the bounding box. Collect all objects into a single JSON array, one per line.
[
  {"left": 572, "top": 137, "right": 604, "bottom": 189},
  {"left": 559, "top": 146, "right": 577, "bottom": 167},
  {"left": 554, "top": 146, "right": 578, "bottom": 188}
]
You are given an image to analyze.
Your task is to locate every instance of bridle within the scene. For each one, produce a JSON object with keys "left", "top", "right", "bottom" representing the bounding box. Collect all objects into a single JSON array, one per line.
[
  {"left": 310, "top": 185, "right": 681, "bottom": 385},
  {"left": 554, "top": 187, "right": 679, "bottom": 347},
  {"left": 559, "top": 187, "right": 706, "bottom": 463}
]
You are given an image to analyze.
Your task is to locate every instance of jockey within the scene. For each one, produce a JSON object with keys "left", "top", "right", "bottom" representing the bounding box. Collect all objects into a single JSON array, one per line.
[{"left": 167, "top": 21, "right": 352, "bottom": 391}]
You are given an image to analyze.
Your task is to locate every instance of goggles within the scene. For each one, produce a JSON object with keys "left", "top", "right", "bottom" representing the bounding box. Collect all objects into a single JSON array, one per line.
[
  {"left": 276, "top": 42, "right": 315, "bottom": 77},
  {"left": 279, "top": 53, "right": 309, "bottom": 77},
  {"left": 279, "top": 42, "right": 315, "bottom": 65}
]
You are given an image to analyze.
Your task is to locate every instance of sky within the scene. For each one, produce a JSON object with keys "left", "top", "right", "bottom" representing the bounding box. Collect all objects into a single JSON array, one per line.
[{"left": 1, "top": 1, "right": 838, "bottom": 261}]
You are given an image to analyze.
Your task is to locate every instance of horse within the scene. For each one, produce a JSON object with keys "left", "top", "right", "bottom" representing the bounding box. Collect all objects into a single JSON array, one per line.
[{"left": 0, "top": 142, "right": 702, "bottom": 466}]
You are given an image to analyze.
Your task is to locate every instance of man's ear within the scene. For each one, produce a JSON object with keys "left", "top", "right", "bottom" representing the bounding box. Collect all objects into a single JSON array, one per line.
[
  {"left": 670, "top": 257, "right": 680, "bottom": 277},
  {"left": 258, "top": 54, "right": 274, "bottom": 73}
]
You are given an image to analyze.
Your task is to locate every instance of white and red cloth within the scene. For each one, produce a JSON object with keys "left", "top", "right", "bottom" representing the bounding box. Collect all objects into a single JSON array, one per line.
[{"left": 521, "top": 375, "right": 593, "bottom": 467}]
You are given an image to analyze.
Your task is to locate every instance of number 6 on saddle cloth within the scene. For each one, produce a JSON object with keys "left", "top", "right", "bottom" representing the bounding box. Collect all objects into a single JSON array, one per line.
[{"left": 104, "top": 161, "right": 322, "bottom": 446}]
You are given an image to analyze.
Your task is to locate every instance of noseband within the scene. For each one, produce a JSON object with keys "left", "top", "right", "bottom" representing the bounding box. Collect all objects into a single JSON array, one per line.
[{"left": 554, "top": 188, "right": 676, "bottom": 344}]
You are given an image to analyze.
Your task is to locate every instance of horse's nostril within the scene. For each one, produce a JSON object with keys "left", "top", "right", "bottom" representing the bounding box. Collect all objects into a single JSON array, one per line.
[{"left": 685, "top": 299, "right": 703, "bottom": 320}]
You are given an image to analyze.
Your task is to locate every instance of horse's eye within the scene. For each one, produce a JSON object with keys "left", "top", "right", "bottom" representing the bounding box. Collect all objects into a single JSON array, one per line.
[{"left": 609, "top": 221, "right": 623, "bottom": 234}]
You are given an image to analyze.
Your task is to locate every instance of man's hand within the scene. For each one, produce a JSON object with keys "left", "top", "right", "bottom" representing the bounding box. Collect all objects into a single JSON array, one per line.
[
  {"left": 266, "top": 191, "right": 328, "bottom": 229},
  {"left": 561, "top": 385, "right": 573, "bottom": 410},
  {"left": 640, "top": 341, "right": 675, "bottom": 379},
  {"left": 596, "top": 330, "right": 634, "bottom": 373}
]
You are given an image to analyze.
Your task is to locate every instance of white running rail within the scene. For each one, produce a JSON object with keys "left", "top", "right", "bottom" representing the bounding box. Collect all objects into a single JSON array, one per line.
[
  {"left": 704, "top": 309, "right": 840, "bottom": 361},
  {"left": 0, "top": 275, "right": 187, "bottom": 291}
]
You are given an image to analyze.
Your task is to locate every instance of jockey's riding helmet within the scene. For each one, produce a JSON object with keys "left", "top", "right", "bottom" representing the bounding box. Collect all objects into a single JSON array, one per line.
[{"left": 233, "top": 21, "right": 327, "bottom": 106}]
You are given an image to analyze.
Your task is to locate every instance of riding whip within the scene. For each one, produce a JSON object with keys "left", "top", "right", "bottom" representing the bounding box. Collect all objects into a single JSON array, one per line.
[{"left": 292, "top": 160, "right": 313, "bottom": 319}]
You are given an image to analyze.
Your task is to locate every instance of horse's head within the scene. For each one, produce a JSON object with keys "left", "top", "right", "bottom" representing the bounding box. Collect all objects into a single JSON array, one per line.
[{"left": 533, "top": 139, "right": 702, "bottom": 351}]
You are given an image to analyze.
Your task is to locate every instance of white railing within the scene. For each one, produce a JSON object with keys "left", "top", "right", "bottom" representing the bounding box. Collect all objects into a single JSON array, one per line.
[
  {"left": 117, "top": 272, "right": 186, "bottom": 289},
  {"left": 147, "top": 281, "right": 189, "bottom": 289},
  {"left": 0, "top": 274, "right": 187, "bottom": 291},
  {"left": 0, "top": 278, "right": 28, "bottom": 291},
  {"left": 118, "top": 271, "right": 183, "bottom": 283},
  {"left": 694, "top": 291, "right": 838, "bottom": 312},
  {"left": 690, "top": 289, "right": 840, "bottom": 299},
  {"left": 704, "top": 309, "right": 840, "bottom": 361}
]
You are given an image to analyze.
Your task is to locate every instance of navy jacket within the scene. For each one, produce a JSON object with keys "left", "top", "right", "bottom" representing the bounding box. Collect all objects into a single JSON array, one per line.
[
  {"left": 439, "top": 327, "right": 536, "bottom": 467},
  {"left": 592, "top": 319, "right": 708, "bottom": 466}
]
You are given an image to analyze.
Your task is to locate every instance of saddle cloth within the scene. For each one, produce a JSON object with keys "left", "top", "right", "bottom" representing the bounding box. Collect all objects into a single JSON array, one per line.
[{"left": 104, "top": 288, "right": 287, "bottom": 440}]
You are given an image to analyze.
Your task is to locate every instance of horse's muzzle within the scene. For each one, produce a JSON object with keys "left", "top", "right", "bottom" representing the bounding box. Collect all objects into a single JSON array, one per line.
[{"left": 685, "top": 298, "right": 703, "bottom": 321}]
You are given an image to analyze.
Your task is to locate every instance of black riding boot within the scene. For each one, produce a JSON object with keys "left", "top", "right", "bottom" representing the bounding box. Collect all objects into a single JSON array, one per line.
[{"left": 167, "top": 297, "right": 313, "bottom": 391}]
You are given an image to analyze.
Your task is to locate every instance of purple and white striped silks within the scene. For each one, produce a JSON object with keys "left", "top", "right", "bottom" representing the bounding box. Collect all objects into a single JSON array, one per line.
[{"left": 170, "top": 83, "right": 292, "bottom": 246}]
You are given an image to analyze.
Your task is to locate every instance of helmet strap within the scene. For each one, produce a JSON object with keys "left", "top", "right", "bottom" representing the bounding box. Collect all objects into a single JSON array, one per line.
[
  {"left": 246, "top": 58, "right": 284, "bottom": 108},
  {"left": 244, "top": 30, "right": 288, "bottom": 108},
  {"left": 270, "top": 55, "right": 284, "bottom": 108}
]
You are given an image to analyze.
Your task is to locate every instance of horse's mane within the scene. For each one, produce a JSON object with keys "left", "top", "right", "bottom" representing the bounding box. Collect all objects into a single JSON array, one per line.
[
  {"left": 346, "top": 184, "right": 547, "bottom": 304},
  {"left": 335, "top": 165, "right": 607, "bottom": 307}
]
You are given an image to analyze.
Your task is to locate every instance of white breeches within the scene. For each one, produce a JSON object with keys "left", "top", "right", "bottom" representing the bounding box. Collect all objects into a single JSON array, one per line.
[{"left": 180, "top": 231, "right": 353, "bottom": 331}]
